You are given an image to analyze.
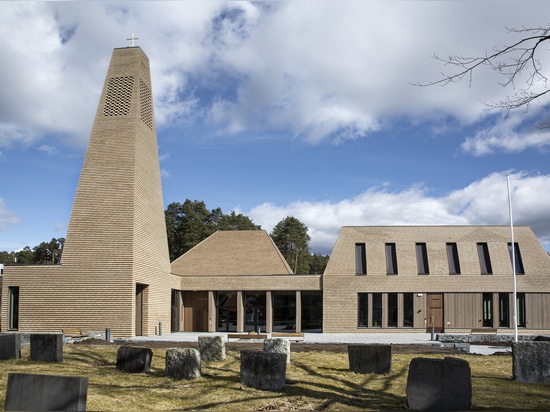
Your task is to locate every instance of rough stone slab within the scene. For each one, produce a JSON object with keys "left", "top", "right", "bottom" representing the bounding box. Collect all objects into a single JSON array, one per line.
[
  {"left": 5, "top": 373, "right": 88, "bottom": 411},
  {"left": 240, "top": 350, "right": 287, "bottom": 391},
  {"left": 513, "top": 341, "right": 550, "bottom": 384},
  {"left": 116, "top": 346, "right": 153, "bottom": 373},
  {"left": 0, "top": 334, "right": 21, "bottom": 360},
  {"left": 264, "top": 338, "right": 291, "bottom": 364},
  {"left": 406, "top": 357, "right": 472, "bottom": 411},
  {"left": 30, "top": 333, "right": 63, "bottom": 362},
  {"left": 198, "top": 335, "right": 226, "bottom": 362},
  {"left": 166, "top": 348, "right": 201, "bottom": 379},
  {"left": 348, "top": 344, "right": 392, "bottom": 374}
]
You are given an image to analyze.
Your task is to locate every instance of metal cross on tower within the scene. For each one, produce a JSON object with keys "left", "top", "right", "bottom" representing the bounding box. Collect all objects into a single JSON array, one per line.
[{"left": 126, "top": 33, "right": 139, "bottom": 47}]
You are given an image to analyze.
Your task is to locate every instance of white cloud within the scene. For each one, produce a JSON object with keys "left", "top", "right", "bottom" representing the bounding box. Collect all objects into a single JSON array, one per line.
[
  {"left": 461, "top": 111, "right": 550, "bottom": 155},
  {"left": 2, "top": 1, "right": 550, "bottom": 150},
  {"left": 0, "top": 199, "right": 19, "bottom": 232},
  {"left": 248, "top": 171, "right": 550, "bottom": 254}
]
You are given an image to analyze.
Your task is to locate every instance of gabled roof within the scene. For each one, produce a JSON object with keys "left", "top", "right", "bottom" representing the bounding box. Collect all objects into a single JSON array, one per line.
[{"left": 171, "top": 230, "right": 294, "bottom": 276}]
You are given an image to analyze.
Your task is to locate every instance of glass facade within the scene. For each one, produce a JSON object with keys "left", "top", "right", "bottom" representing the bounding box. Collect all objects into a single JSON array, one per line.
[
  {"left": 244, "top": 292, "right": 266, "bottom": 332},
  {"left": 216, "top": 292, "right": 237, "bottom": 332},
  {"left": 301, "top": 292, "right": 323, "bottom": 332},
  {"left": 358, "top": 293, "right": 368, "bottom": 328},
  {"left": 273, "top": 292, "right": 296, "bottom": 332},
  {"left": 403, "top": 293, "right": 414, "bottom": 327}
]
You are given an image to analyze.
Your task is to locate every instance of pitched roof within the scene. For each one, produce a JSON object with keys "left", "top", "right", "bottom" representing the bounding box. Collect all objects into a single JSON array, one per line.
[{"left": 171, "top": 230, "right": 294, "bottom": 276}]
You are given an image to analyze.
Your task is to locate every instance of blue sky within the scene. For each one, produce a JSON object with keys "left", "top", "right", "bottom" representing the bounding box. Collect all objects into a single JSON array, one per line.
[{"left": 1, "top": 1, "right": 550, "bottom": 256}]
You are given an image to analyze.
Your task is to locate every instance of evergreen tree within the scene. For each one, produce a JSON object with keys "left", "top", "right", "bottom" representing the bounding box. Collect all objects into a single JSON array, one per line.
[
  {"left": 32, "top": 238, "right": 64, "bottom": 264},
  {"left": 165, "top": 199, "right": 261, "bottom": 261},
  {"left": 270, "top": 216, "right": 311, "bottom": 274},
  {"left": 309, "top": 253, "right": 330, "bottom": 274}
]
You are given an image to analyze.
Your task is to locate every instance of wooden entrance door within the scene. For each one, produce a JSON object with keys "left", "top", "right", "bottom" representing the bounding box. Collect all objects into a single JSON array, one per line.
[
  {"left": 182, "top": 291, "right": 209, "bottom": 332},
  {"left": 135, "top": 284, "right": 147, "bottom": 336},
  {"left": 426, "top": 293, "right": 444, "bottom": 333}
]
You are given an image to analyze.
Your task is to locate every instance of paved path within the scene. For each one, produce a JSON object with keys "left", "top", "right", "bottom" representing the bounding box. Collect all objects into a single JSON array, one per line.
[
  {"left": 130, "top": 332, "right": 438, "bottom": 344},
  {"left": 129, "top": 332, "right": 512, "bottom": 354}
]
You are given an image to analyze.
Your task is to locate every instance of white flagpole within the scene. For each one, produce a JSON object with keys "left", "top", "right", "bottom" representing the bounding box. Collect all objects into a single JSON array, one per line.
[{"left": 506, "top": 173, "right": 518, "bottom": 343}]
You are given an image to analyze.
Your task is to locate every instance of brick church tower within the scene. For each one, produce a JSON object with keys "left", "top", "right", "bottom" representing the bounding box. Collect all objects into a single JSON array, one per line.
[{"left": 2, "top": 46, "right": 174, "bottom": 337}]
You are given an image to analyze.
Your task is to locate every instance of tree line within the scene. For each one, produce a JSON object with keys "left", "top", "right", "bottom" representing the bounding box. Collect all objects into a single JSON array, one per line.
[{"left": 0, "top": 199, "right": 329, "bottom": 274}]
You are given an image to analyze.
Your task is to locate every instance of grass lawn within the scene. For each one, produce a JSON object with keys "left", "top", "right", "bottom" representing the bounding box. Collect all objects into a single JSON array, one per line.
[{"left": 0, "top": 343, "right": 548, "bottom": 410}]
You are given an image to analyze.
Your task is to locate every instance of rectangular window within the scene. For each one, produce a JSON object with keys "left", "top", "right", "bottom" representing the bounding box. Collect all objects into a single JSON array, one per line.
[
  {"left": 403, "top": 293, "right": 414, "bottom": 327},
  {"left": 244, "top": 292, "right": 266, "bottom": 333},
  {"left": 301, "top": 292, "right": 323, "bottom": 333},
  {"left": 483, "top": 293, "right": 493, "bottom": 327},
  {"left": 416, "top": 243, "right": 429, "bottom": 274},
  {"left": 358, "top": 293, "right": 368, "bottom": 328},
  {"left": 273, "top": 292, "right": 296, "bottom": 333},
  {"left": 385, "top": 243, "right": 398, "bottom": 275},
  {"left": 499, "top": 293, "right": 510, "bottom": 327},
  {"left": 446, "top": 243, "right": 461, "bottom": 274},
  {"left": 8, "top": 286, "right": 19, "bottom": 330},
  {"left": 387, "top": 293, "right": 398, "bottom": 327},
  {"left": 508, "top": 243, "right": 525, "bottom": 274},
  {"left": 517, "top": 292, "right": 526, "bottom": 327},
  {"left": 477, "top": 243, "right": 493, "bottom": 274},
  {"left": 355, "top": 243, "right": 366, "bottom": 275},
  {"left": 372, "top": 293, "right": 382, "bottom": 327}
]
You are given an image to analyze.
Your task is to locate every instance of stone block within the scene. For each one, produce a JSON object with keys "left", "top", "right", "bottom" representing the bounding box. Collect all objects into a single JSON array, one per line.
[
  {"left": 166, "top": 348, "right": 201, "bottom": 379},
  {"left": 512, "top": 341, "right": 550, "bottom": 384},
  {"left": 30, "top": 333, "right": 63, "bottom": 362},
  {"left": 348, "top": 344, "right": 392, "bottom": 374},
  {"left": 0, "top": 334, "right": 21, "bottom": 360},
  {"left": 264, "top": 338, "right": 291, "bottom": 364},
  {"left": 198, "top": 335, "right": 226, "bottom": 362},
  {"left": 116, "top": 346, "right": 153, "bottom": 373},
  {"left": 240, "top": 350, "right": 287, "bottom": 391},
  {"left": 5, "top": 373, "right": 88, "bottom": 411},
  {"left": 406, "top": 357, "right": 471, "bottom": 411}
]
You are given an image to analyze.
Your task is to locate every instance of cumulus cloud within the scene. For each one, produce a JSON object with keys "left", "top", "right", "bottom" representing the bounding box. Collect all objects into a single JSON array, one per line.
[
  {"left": 1, "top": 1, "right": 549, "bottom": 150},
  {"left": 248, "top": 171, "right": 550, "bottom": 254},
  {"left": 461, "top": 111, "right": 550, "bottom": 155}
]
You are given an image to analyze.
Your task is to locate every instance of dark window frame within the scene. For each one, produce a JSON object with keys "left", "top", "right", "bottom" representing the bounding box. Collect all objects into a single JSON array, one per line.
[
  {"left": 385, "top": 243, "right": 398, "bottom": 275},
  {"left": 372, "top": 293, "right": 382, "bottom": 327},
  {"left": 482, "top": 292, "right": 493, "bottom": 327},
  {"left": 355, "top": 243, "right": 367, "bottom": 275},
  {"left": 8, "top": 286, "right": 19, "bottom": 330},
  {"left": 498, "top": 293, "right": 510, "bottom": 327},
  {"left": 416, "top": 243, "right": 429, "bottom": 275},
  {"left": 387, "top": 293, "right": 398, "bottom": 327},
  {"left": 403, "top": 293, "right": 414, "bottom": 327},
  {"left": 358, "top": 293, "right": 369, "bottom": 328},
  {"left": 508, "top": 242, "right": 525, "bottom": 275},
  {"left": 446, "top": 242, "right": 461, "bottom": 274},
  {"left": 477, "top": 243, "right": 493, "bottom": 275}
]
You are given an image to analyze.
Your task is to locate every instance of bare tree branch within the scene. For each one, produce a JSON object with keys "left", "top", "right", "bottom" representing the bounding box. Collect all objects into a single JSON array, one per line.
[{"left": 414, "top": 26, "right": 550, "bottom": 117}]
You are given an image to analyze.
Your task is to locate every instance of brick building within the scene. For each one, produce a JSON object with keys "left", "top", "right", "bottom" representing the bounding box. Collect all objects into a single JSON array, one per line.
[
  {"left": 323, "top": 225, "right": 550, "bottom": 333},
  {"left": 2, "top": 46, "right": 549, "bottom": 337}
]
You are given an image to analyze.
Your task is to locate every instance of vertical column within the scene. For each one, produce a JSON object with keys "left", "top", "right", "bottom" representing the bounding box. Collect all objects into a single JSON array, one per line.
[
  {"left": 398, "top": 293, "right": 404, "bottom": 328},
  {"left": 295, "top": 291, "right": 302, "bottom": 332},
  {"left": 208, "top": 291, "right": 216, "bottom": 332},
  {"left": 382, "top": 293, "right": 388, "bottom": 328},
  {"left": 266, "top": 291, "right": 273, "bottom": 333},
  {"left": 368, "top": 293, "right": 373, "bottom": 328},
  {"left": 237, "top": 291, "right": 244, "bottom": 332}
]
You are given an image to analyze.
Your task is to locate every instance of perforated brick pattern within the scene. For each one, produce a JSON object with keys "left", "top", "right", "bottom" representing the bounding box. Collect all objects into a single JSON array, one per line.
[
  {"left": 103, "top": 76, "right": 134, "bottom": 116},
  {"left": 140, "top": 79, "right": 153, "bottom": 129}
]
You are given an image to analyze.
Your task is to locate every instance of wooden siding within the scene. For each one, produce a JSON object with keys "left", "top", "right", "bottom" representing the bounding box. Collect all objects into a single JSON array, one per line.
[{"left": 323, "top": 226, "right": 550, "bottom": 332}]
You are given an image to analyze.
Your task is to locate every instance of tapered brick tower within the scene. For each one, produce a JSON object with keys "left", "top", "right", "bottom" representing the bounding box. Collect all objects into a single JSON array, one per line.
[
  {"left": 61, "top": 46, "right": 173, "bottom": 336},
  {"left": 2, "top": 47, "right": 174, "bottom": 337}
]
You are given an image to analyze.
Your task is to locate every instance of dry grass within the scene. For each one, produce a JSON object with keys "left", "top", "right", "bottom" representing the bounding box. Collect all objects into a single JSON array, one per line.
[{"left": 0, "top": 344, "right": 548, "bottom": 411}]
